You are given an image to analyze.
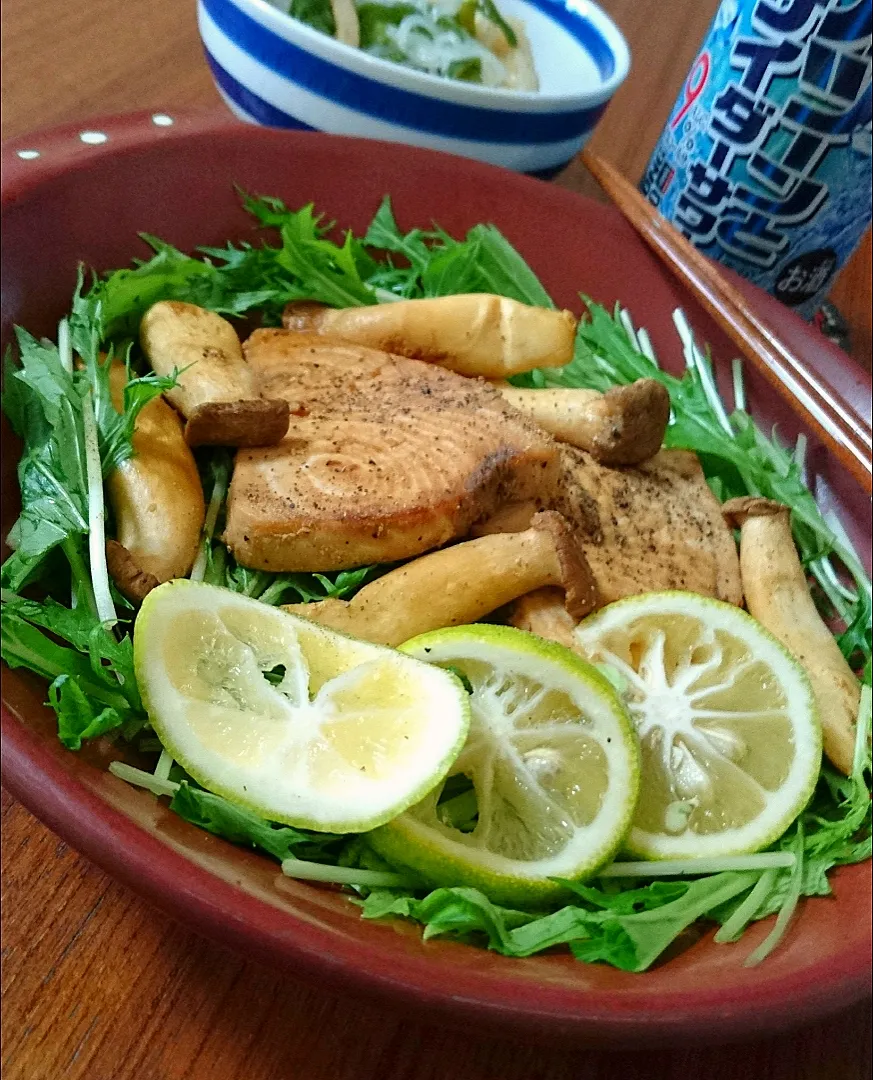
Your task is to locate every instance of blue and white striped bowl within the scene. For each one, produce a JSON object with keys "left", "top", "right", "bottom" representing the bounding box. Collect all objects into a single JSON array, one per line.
[{"left": 197, "top": 0, "right": 631, "bottom": 175}]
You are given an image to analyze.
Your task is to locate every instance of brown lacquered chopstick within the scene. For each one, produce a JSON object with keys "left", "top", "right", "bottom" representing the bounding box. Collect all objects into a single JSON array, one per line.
[{"left": 581, "top": 149, "right": 873, "bottom": 496}]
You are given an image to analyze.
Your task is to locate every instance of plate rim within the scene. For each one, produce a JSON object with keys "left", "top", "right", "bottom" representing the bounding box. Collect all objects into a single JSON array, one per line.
[
  {"left": 2, "top": 110, "right": 871, "bottom": 1043},
  {"left": 4, "top": 709, "right": 870, "bottom": 1042}
]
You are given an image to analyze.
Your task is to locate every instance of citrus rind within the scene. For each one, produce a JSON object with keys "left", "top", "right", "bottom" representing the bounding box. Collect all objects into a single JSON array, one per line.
[
  {"left": 369, "top": 624, "right": 640, "bottom": 907},
  {"left": 134, "top": 580, "right": 471, "bottom": 834},
  {"left": 574, "top": 591, "right": 822, "bottom": 860}
]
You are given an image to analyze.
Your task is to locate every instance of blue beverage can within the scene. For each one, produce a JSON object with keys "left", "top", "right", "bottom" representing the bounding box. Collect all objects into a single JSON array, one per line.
[{"left": 641, "top": 0, "right": 872, "bottom": 319}]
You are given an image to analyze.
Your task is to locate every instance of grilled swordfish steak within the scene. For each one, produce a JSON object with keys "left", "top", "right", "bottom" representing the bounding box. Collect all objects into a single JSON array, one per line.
[
  {"left": 558, "top": 447, "right": 743, "bottom": 605},
  {"left": 224, "top": 331, "right": 561, "bottom": 571}
]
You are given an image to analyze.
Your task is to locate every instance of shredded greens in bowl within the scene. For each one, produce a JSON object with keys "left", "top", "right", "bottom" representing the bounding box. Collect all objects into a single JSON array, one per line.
[
  {"left": 282, "top": 0, "right": 536, "bottom": 90},
  {"left": 1, "top": 192, "right": 870, "bottom": 974}
]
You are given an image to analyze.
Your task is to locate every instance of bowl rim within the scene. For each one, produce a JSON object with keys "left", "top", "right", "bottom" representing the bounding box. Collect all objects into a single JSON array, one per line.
[
  {"left": 201, "top": 0, "right": 632, "bottom": 110},
  {"left": 1, "top": 112, "right": 871, "bottom": 1044}
]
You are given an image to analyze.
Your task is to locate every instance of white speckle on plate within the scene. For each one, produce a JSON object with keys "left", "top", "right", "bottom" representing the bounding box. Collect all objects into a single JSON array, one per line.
[
  {"left": 16, "top": 149, "right": 40, "bottom": 160},
  {"left": 151, "top": 114, "right": 174, "bottom": 127},
  {"left": 79, "top": 131, "right": 108, "bottom": 145}
]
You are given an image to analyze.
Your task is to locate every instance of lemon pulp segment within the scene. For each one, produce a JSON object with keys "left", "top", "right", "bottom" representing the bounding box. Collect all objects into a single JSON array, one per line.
[
  {"left": 574, "top": 592, "right": 822, "bottom": 859},
  {"left": 134, "top": 581, "right": 470, "bottom": 833}
]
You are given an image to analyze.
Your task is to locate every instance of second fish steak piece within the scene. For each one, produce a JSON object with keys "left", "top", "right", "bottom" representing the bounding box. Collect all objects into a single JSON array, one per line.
[{"left": 558, "top": 447, "right": 744, "bottom": 606}]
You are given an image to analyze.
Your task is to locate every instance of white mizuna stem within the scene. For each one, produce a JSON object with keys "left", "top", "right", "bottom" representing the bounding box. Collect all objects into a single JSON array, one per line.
[
  {"left": 673, "top": 309, "right": 733, "bottom": 435},
  {"left": 82, "top": 388, "right": 117, "bottom": 625},
  {"left": 714, "top": 868, "right": 779, "bottom": 943},
  {"left": 853, "top": 685, "right": 872, "bottom": 777},
  {"left": 57, "top": 320, "right": 83, "bottom": 612},
  {"left": 813, "top": 555, "right": 858, "bottom": 607},
  {"left": 281, "top": 859, "right": 417, "bottom": 888},
  {"left": 153, "top": 748, "right": 175, "bottom": 781},
  {"left": 635, "top": 327, "right": 657, "bottom": 363},
  {"left": 598, "top": 852, "right": 796, "bottom": 878},
  {"left": 374, "top": 288, "right": 404, "bottom": 304},
  {"left": 793, "top": 432, "right": 807, "bottom": 475},
  {"left": 190, "top": 457, "right": 231, "bottom": 582},
  {"left": 58, "top": 318, "right": 73, "bottom": 373},
  {"left": 744, "top": 826, "right": 805, "bottom": 966},
  {"left": 109, "top": 761, "right": 180, "bottom": 798},
  {"left": 824, "top": 510, "right": 872, "bottom": 604},
  {"left": 731, "top": 357, "right": 746, "bottom": 412},
  {"left": 809, "top": 507, "right": 868, "bottom": 620},
  {"left": 619, "top": 308, "right": 640, "bottom": 352}
]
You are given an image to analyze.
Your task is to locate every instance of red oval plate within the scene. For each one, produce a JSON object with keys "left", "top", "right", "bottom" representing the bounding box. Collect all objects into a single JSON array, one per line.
[{"left": 2, "top": 110, "right": 871, "bottom": 1045}]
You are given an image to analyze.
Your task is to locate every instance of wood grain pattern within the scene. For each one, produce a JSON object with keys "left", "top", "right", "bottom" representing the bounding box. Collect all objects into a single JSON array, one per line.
[
  {"left": 3, "top": 792, "right": 871, "bottom": 1080},
  {"left": 1, "top": 0, "right": 871, "bottom": 1076}
]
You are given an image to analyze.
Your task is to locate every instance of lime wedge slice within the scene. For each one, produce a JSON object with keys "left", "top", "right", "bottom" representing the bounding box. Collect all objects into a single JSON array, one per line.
[
  {"left": 573, "top": 592, "right": 822, "bottom": 859},
  {"left": 134, "top": 580, "right": 470, "bottom": 833},
  {"left": 368, "top": 624, "right": 640, "bottom": 906}
]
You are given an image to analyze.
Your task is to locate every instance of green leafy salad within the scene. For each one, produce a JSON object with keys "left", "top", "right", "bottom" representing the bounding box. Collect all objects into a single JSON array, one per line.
[
  {"left": 284, "top": 0, "right": 539, "bottom": 90},
  {"left": 1, "top": 192, "right": 870, "bottom": 973}
]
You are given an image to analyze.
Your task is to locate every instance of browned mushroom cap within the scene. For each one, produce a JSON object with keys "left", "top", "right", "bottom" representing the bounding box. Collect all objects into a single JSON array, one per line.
[
  {"left": 721, "top": 495, "right": 786, "bottom": 527},
  {"left": 495, "top": 379, "right": 670, "bottom": 465},
  {"left": 528, "top": 510, "right": 598, "bottom": 619},
  {"left": 721, "top": 495, "right": 861, "bottom": 775},
  {"left": 182, "top": 399, "right": 290, "bottom": 448},
  {"left": 105, "top": 539, "right": 161, "bottom": 604},
  {"left": 282, "top": 511, "right": 597, "bottom": 647},
  {"left": 141, "top": 301, "right": 289, "bottom": 447}
]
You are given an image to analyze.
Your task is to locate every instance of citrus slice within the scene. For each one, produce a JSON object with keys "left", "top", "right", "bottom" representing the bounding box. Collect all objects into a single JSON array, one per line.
[
  {"left": 368, "top": 624, "right": 640, "bottom": 906},
  {"left": 573, "top": 592, "right": 822, "bottom": 860},
  {"left": 133, "top": 580, "right": 470, "bottom": 833}
]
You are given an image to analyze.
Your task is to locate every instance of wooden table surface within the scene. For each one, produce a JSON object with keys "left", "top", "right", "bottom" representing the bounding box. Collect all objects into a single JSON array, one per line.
[{"left": 1, "top": 2, "right": 871, "bottom": 1078}]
